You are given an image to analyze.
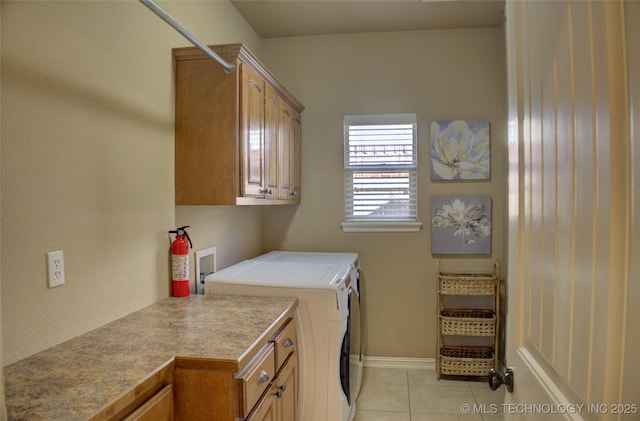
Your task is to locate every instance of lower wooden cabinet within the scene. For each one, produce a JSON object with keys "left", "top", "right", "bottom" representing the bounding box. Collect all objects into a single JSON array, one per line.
[
  {"left": 122, "top": 385, "right": 174, "bottom": 421},
  {"left": 246, "top": 385, "right": 278, "bottom": 421},
  {"left": 173, "top": 318, "right": 298, "bottom": 421},
  {"left": 94, "top": 360, "right": 174, "bottom": 421},
  {"left": 4, "top": 296, "right": 298, "bottom": 421},
  {"left": 246, "top": 354, "right": 297, "bottom": 421},
  {"left": 273, "top": 353, "right": 297, "bottom": 420}
]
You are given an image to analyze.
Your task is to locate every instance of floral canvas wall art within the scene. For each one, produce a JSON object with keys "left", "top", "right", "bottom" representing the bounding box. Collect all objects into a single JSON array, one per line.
[
  {"left": 431, "top": 195, "right": 492, "bottom": 254},
  {"left": 430, "top": 120, "right": 490, "bottom": 180}
]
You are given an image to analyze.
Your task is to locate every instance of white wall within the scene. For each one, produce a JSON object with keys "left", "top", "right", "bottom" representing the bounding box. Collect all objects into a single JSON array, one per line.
[
  {"left": 260, "top": 28, "right": 507, "bottom": 359},
  {"left": 0, "top": 0, "right": 263, "bottom": 365}
]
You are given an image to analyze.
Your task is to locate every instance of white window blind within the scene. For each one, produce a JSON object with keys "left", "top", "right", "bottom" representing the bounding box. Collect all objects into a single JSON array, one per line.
[{"left": 344, "top": 114, "right": 418, "bottom": 222}]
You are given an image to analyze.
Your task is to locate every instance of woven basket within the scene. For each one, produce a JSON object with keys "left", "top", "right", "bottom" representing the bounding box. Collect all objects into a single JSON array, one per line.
[
  {"left": 439, "top": 347, "right": 494, "bottom": 376},
  {"left": 440, "top": 312, "right": 496, "bottom": 336},
  {"left": 439, "top": 272, "right": 497, "bottom": 296}
]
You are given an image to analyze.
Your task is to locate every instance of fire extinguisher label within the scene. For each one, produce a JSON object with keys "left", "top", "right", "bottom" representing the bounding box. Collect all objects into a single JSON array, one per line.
[{"left": 172, "top": 255, "right": 189, "bottom": 280}]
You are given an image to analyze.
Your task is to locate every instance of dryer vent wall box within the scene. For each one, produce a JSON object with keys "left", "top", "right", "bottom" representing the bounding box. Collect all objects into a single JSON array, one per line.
[{"left": 195, "top": 247, "right": 216, "bottom": 295}]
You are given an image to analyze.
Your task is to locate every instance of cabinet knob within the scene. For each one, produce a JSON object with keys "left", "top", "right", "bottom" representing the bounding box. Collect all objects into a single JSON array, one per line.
[
  {"left": 258, "top": 370, "right": 270, "bottom": 385},
  {"left": 275, "top": 383, "right": 287, "bottom": 398},
  {"left": 290, "top": 191, "right": 298, "bottom": 197},
  {"left": 259, "top": 188, "right": 273, "bottom": 195},
  {"left": 284, "top": 338, "right": 294, "bottom": 348}
]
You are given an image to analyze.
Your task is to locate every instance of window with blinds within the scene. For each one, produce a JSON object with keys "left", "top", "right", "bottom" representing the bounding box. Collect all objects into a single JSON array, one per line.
[{"left": 344, "top": 114, "right": 418, "bottom": 222}]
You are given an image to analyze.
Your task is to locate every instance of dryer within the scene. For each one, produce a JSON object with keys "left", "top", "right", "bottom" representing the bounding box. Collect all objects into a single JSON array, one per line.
[
  {"left": 204, "top": 258, "right": 357, "bottom": 421},
  {"left": 251, "top": 251, "right": 365, "bottom": 403}
]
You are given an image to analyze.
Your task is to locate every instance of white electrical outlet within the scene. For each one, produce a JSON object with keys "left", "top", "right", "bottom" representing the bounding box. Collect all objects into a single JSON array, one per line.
[{"left": 47, "top": 250, "right": 65, "bottom": 288}]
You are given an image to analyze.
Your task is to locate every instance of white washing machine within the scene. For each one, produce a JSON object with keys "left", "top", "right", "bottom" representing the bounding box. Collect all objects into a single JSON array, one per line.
[
  {"left": 252, "top": 250, "right": 359, "bottom": 268},
  {"left": 251, "top": 251, "right": 365, "bottom": 403},
  {"left": 204, "top": 258, "right": 357, "bottom": 421}
]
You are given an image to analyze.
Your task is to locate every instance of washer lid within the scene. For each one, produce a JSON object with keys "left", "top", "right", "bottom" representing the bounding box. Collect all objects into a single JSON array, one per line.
[
  {"left": 205, "top": 260, "right": 349, "bottom": 289},
  {"left": 253, "top": 250, "right": 358, "bottom": 267}
]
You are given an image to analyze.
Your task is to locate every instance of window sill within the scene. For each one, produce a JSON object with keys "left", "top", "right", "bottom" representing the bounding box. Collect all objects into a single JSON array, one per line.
[{"left": 340, "top": 221, "right": 423, "bottom": 233}]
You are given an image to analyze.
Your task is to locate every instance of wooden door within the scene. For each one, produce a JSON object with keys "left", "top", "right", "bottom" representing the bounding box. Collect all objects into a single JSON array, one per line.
[
  {"left": 241, "top": 64, "right": 266, "bottom": 197},
  {"left": 290, "top": 110, "right": 302, "bottom": 200},
  {"left": 123, "top": 385, "right": 174, "bottom": 421},
  {"left": 265, "top": 85, "right": 280, "bottom": 199},
  {"left": 278, "top": 99, "right": 293, "bottom": 199},
  {"left": 274, "top": 354, "right": 297, "bottom": 421},
  {"left": 246, "top": 388, "right": 277, "bottom": 421}
]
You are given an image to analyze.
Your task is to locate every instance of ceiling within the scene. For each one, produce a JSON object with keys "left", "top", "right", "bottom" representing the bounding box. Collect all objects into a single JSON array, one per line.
[{"left": 230, "top": 0, "right": 505, "bottom": 39}]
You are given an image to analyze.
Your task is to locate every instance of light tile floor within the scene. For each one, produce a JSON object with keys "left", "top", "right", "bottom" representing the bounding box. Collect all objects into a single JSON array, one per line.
[{"left": 354, "top": 367, "right": 536, "bottom": 421}]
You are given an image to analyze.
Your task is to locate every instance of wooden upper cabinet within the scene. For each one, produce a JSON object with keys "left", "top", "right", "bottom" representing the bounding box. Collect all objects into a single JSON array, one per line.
[{"left": 172, "top": 43, "right": 304, "bottom": 205}]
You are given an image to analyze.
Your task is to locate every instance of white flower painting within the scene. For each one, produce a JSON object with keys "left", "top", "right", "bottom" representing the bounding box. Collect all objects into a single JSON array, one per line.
[
  {"left": 431, "top": 195, "right": 492, "bottom": 254},
  {"left": 430, "top": 120, "right": 490, "bottom": 180}
]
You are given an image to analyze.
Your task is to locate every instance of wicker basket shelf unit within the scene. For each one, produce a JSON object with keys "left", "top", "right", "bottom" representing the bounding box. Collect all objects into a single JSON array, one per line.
[{"left": 436, "top": 263, "right": 499, "bottom": 379}]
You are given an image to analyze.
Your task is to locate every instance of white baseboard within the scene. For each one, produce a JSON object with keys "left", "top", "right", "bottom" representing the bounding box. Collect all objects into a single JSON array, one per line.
[{"left": 363, "top": 355, "right": 436, "bottom": 370}]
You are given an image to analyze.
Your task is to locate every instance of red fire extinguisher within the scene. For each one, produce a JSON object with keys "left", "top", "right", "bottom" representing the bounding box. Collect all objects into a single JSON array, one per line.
[{"left": 169, "top": 226, "right": 192, "bottom": 297}]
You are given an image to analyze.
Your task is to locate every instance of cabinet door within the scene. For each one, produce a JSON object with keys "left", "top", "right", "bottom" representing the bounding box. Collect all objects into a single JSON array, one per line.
[
  {"left": 122, "top": 384, "right": 174, "bottom": 421},
  {"left": 246, "top": 387, "right": 278, "bottom": 421},
  {"left": 274, "top": 354, "right": 297, "bottom": 421},
  {"left": 290, "top": 110, "right": 302, "bottom": 200},
  {"left": 264, "top": 85, "right": 280, "bottom": 199},
  {"left": 278, "top": 100, "right": 293, "bottom": 199},
  {"left": 241, "top": 64, "right": 266, "bottom": 197}
]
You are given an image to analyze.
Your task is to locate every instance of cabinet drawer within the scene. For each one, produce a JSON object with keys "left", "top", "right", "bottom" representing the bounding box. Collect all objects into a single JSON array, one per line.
[
  {"left": 272, "top": 318, "right": 296, "bottom": 371},
  {"left": 236, "top": 343, "right": 276, "bottom": 417}
]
